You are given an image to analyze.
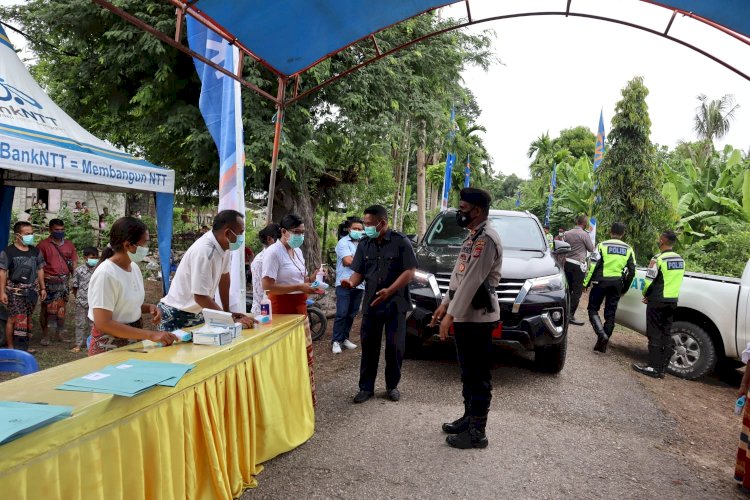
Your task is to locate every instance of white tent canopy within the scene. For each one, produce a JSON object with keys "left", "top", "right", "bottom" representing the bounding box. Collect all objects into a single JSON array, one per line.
[{"left": 0, "top": 25, "right": 176, "bottom": 291}]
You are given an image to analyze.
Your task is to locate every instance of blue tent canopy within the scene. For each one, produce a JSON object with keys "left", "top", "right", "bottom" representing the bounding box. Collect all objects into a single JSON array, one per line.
[{"left": 185, "top": 0, "right": 750, "bottom": 78}]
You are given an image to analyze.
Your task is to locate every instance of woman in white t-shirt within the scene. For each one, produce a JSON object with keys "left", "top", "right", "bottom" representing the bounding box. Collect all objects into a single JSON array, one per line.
[
  {"left": 87, "top": 217, "right": 177, "bottom": 356},
  {"left": 262, "top": 213, "right": 319, "bottom": 405}
]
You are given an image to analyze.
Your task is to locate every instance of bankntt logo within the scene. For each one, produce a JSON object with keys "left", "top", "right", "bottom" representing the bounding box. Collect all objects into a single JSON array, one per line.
[{"left": 0, "top": 77, "right": 60, "bottom": 128}]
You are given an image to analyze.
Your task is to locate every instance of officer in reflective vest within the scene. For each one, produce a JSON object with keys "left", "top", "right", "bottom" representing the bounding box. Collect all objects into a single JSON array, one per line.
[
  {"left": 583, "top": 222, "right": 636, "bottom": 353},
  {"left": 633, "top": 230, "right": 685, "bottom": 378}
]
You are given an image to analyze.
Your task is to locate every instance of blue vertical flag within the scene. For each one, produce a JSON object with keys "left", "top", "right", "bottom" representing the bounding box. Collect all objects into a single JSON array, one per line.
[
  {"left": 515, "top": 191, "right": 521, "bottom": 208},
  {"left": 593, "top": 110, "right": 606, "bottom": 171},
  {"left": 593, "top": 110, "right": 606, "bottom": 205},
  {"left": 464, "top": 155, "right": 470, "bottom": 188},
  {"left": 544, "top": 163, "right": 557, "bottom": 227},
  {"left": 187, "top": 17, "right": 246, "bottom": 312},
  {"left": 440, "top": 153, "right": 455, "bottom": 210}
]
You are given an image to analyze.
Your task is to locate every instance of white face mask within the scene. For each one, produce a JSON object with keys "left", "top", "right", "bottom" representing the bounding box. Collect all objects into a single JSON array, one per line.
[{"left": 127, "top": 245, "right": 149, "bottom": 263}]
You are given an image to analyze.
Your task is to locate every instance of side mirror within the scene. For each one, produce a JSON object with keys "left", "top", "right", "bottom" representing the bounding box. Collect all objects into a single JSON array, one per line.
[
  {"left": 407, "top": 234, "right": 418, "bottom": 245},
  {"left": 552, "top": 240, "right": 571, "bottom": 255}
]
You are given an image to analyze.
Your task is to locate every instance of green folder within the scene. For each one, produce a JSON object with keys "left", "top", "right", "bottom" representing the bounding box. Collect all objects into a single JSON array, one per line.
[
  {"left": 57, "top": 368, "right": 172, "bottom": 397},
  {"left": 108, "top": 359, "right": 195, "bottom": 387},
  {"left": 0, "top": 401, "right": 73, "bottom": 444}
]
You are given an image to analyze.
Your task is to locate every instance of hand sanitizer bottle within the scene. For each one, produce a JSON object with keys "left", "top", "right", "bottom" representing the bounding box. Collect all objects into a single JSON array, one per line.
[{"left": 260, "top": 290, "right": 272, "bottom": 323}]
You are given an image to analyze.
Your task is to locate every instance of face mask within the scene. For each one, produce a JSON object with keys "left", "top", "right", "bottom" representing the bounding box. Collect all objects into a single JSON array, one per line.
[
  {"left": 127, "top": 245, "right": 149, "bottom": 263},
  {"left": 20, "top": 234, "right": 34, "bottom": 246},
  {"left": 87, "top": 258, "right": 99, "bottom": 267},
  {"left": 52, "top": 230, "right": 65, "bottom": 240},
  {"left": 349, "top": 230, "right": 363, "bottom": 240},
  {"left": 288, "top": 233, "right": 305, "bottom": 249},
  {"left": 456, "top": 209, "right": 475, "bottom": 228},
  {"left": 228, "top": 230, "right": 244, "bottom": 251},
  {"left": 364, "top": 222, "right": 381, "bottom": 238}
]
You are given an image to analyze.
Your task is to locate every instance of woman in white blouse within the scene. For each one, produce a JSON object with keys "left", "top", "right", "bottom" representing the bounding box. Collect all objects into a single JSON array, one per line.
[
  {"left": 262, "top": 213, "right": 319, "bottom": 405},
  {"left": 88, "top": 217, "right": 177, "bottom": 355}
]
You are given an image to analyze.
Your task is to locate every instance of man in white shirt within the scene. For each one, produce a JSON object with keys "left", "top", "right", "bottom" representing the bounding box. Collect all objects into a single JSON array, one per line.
[
  {"left": 250, "top": 223, "right": 281, "bottom": 315},
  {"left": 158, "top": 210, "right": 255, "bottom": 331}
]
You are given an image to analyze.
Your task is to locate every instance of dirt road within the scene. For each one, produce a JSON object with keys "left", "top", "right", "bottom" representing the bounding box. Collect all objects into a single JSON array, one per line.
[{"left": 243, "top": 308, "right": 744, "bottom": 499}]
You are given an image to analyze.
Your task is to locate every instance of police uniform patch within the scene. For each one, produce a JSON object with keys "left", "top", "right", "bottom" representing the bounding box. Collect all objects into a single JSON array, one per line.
[
  {"left": 458, "top": 262, "right": 466, "bottom": 272},
  {"left": 666, "top": 260, "right": 684, "bottom": 270},
  {"left": 473, "top": 246, "right": 483, "bottom": 258},
  {"left": 607, "top": 245, "right": 628, "bottom": 256},
  {"left": 459, "top": 253, "right": 468, "bottom": 261}
]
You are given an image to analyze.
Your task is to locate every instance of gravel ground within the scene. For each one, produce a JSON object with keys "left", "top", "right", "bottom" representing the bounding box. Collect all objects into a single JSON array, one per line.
[{"left": 242, "top": 296, "right": 744, "bottom": 500}]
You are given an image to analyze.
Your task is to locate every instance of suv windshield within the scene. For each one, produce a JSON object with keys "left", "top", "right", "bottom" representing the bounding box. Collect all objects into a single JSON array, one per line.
[{"left": 424, "top": 213, "right": 546, "bottom": 251}]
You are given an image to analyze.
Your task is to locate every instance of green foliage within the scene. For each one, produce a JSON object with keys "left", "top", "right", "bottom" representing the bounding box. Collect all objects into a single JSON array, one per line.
[
  {"left": 596, "top": 76, "right": 670, "bottom": 259},
  {"left": 680, "top": 223, "right": 750, "bottom": 278}
]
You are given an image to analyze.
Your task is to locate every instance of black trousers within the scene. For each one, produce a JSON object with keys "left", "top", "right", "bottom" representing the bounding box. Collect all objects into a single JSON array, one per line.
[
  {"left": 358, "top": 306, "right": 406, "bottom": 392},
  {"left": 564, "top": 261, "right": 585, "bottom": 317},
  {"left": 646, "top": 301, "right": 677, "bottom": 373},
  {"left": 587, "top": 281, "right": 622, "bottom": 337},
  {"left": 454, "top": 322, "right": 495, "bottom": 422}
]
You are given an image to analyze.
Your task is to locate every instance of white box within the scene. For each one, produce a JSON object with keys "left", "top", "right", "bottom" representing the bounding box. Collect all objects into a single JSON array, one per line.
[
  {"left": 203, "top": 308, "right": 234, "bottom": 328},
  {"left": 229, "top": 322, "right": 242, "bottom": 339},
  {"left": 192, "top": 329, "right": 233, "bottom": 346}
]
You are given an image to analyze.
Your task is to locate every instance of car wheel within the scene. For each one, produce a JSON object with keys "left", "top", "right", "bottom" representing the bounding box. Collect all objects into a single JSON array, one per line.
[
  {"left": 534, "top": 335, "right": 567, "bottom": 374},
  {"left": 308, "top": 307, "right": 328, "bottom": 341},
  {"left": 667, "top": 321, "right": 717, "bottom": 380}
]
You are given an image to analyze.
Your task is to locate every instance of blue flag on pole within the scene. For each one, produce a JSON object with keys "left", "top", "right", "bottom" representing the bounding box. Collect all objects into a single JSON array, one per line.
[
  {"left": 464, "top": 155, "right": 470, "bottom": 188},
  {"left": 594, "top": 110, "right": 606, "bottom": 171},
  {"left": 544, "top": 163, "right": 557, "bottom": 227},
  {"left": 441, "top": 153, "right": 455, "bottom": 210},
  {"left": 515, "top": 191, "right": 521, "bottom": 208},
  {"left": 187, "top": 17, "right": 246, "bottom": 312}
]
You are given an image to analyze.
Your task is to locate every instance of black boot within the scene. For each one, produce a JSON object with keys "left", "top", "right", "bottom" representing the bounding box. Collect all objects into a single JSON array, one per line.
[
  {"left": 442, "top": 415, "right": 469, "bottom": 435},
  {"left": 442, "top": 402, "right": 470, "bottom": 434},
  {"left": 446, "top": 416, "right": 488, "bottom": 449},
  {"left": 590, "top": 314, "right": 608, "bottom": 353}
]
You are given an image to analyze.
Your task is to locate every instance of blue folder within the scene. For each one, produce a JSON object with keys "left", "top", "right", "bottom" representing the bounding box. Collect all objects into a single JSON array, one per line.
[
  {"left": 0, "top": 401, "right": 73, "bottom": 444},
  {"left": 57, "top": 368, "right": 172, "bottom": 397},
  {"left": 107, "top": 359, "right": 195, "bottom": 387}
]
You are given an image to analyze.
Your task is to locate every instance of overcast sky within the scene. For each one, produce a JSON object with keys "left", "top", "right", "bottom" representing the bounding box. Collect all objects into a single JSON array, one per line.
[{"left": 2, "top": 0, "right": 749, "bottom": 180}]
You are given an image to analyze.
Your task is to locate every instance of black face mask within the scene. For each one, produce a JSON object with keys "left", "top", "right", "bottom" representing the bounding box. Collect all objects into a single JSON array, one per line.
[{"left": 456, "top": 209, "right": 474, "bottom": 228}]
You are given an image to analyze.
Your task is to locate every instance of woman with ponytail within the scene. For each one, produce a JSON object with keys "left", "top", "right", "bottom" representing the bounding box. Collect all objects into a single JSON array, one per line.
[{"left": 87, "top": 217, "right": 177, "bottom": 355}]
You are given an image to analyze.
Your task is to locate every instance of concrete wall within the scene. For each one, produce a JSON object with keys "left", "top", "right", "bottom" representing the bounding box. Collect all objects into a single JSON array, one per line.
[{"left": 11, "top": 187, "right": 126, "bottom": 222}]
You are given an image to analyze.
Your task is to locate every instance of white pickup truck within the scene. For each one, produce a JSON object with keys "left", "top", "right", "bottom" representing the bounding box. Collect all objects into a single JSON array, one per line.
[{"left": 615, "top": 259, "right": 750, "bottom": 379}]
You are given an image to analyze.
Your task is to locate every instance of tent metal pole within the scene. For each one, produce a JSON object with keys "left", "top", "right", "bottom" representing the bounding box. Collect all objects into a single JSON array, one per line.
[{"left": 266, "top": 77, "right": 286, "bottom": 224}]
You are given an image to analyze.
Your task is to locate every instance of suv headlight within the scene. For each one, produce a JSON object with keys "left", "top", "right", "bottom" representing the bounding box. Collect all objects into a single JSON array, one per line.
[
  {"left": 413, "top": 270, "right": 441, "bottom": 298},
  {"left": 526, "top": 273, "right": 564, "bottom": 294}
]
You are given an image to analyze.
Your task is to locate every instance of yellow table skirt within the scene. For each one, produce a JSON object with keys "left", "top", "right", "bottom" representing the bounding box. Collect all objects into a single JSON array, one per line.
[{"left": 0, "top": 314, "right": 314, "bottom": 500}]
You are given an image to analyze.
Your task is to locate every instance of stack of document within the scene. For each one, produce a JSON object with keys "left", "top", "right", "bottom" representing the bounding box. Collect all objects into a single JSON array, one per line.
[
  {"left": 56, "top": 359, "right": 195, "bottom": 397},
  {"left": 0, "top": 401, "right": 73, "bottom": 444}
]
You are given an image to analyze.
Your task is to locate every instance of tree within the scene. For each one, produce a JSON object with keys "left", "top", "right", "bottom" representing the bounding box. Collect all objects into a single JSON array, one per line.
[
  {"left": 694, "top": 93, "right": 740, "bottom": 144},
  {"left": 596, "top": 76, "right": 670, "bottom": 259},
  {"left": 5, "top": 1, "right": 494, "bottom": 269}
]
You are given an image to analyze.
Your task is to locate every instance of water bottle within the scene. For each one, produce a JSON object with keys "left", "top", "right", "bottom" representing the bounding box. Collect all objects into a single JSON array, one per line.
[
  {"left": 736, "top": 395, "right": 746, "bottom": 415},
  {"left": 316, "top": 266, "right": 325, "bottom": 284},
  {"left": 260, "top": 290, "right": 272, "bottom": 323}
]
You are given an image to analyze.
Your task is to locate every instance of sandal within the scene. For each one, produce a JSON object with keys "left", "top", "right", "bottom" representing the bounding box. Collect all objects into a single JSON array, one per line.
[
  {"left": 27, "top": 348, "right": 36, "bottom": 354},
  {"left": 40, "top": 338, "right": 50, "bottom": 347},
  {"left": 71, "top": 346, "right": 81, "bottom": 353}
]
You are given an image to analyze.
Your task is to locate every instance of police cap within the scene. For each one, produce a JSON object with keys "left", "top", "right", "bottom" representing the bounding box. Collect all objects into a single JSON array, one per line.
[{"left": 460, "top": 188, "right": 491, "bottom": 212}]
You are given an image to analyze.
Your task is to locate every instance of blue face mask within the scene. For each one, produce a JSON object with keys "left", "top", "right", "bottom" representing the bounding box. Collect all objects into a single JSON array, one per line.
[
  {"left": 228, "top": 230, "right": 244, "bottom": 252},
  {"left": 288, "top": 234, "right": 305, "bottom": 249},
  {"left": 364, "top": 223, "right": 381, "bottom": 238},
  {"left": 20, "top": 234, "right": 34, "bottom": 246},
  {"left": 87, "top": 258, "right": 99, "bottom": 267},
  {"left": 349, "top": 230, "right": 363, "bottom": 240},
  {"left": 52, "top": 230, "right": 65, "bottom": 240},
  {"left": 127, "top": 245, "right": 149, "bottom": 263}
]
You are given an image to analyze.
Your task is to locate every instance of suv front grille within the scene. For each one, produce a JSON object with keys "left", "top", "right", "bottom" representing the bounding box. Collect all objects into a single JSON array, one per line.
[{"left": 434, "top": 273, "right": 525, "bottom": 304}]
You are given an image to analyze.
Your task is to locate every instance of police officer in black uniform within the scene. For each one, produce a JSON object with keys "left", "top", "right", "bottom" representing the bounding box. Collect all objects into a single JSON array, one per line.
[
  {"left": 341, "top": 205, "right": 417, "bottom": 404},
  {"left": 430, "top": 188, "right": 502, "bottom": 449}
]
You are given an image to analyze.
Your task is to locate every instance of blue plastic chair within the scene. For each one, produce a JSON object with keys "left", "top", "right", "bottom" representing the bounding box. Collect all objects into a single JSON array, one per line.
[{"left": 0, "top": 348, "right": 39, "bottom": 375}]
